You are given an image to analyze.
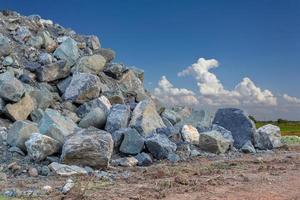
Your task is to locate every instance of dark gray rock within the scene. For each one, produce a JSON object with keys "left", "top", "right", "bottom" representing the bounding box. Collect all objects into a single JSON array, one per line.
[
  {"left": 145, "top": 134, "right": 177, "bottom": 160},
  {"left": 30, "top": 109, "right": 44, "bottom": 123},
  {"left": 213, "top": 108, "right": 256, "bottom": 149},
  {"left": 36, "top": 60, "right": 70, "bottom": 82},
  {"left": 167, "top": 153, "right": 180, "bottom": 163},
  {"left": 0, "top": 72, "right": 25, "bottom": 102},
  {"left": 254, "top": 124, "right": 282, "bottom": 150},
  {"left": 241, "top": 140, "right": 256, "bottom": 153},
  {"left": 78, "top": 107, "right": 106, "bottom": 129},
  {"left": 156, "top": 126, "right": 182, "bottom": 143},
  {"left": 119, "top": 128, "right": 144, "bottom": 155},
  {"left": 134, "top": 152, "right": 153, "bottom": 166},
  {"left": 95, "top": 48, "right": 115, "bottom": 63},
  {"left": 111, "top": 129, "right": 125, "bottom": 149},
  {"left": 57, "top": 76, "right": 72, "bottom": 94},
  {"left": 161, "top": 109, "right": 181, "bottom": 125},
  {"left": 105, "top": 104, "right": 130, "bottom": 133},
  {"left": 103, "top": 63, "right": 127, "bottom": 80},
  {"left": 76, "top": 96, "right": 111, "bottom": 118}
]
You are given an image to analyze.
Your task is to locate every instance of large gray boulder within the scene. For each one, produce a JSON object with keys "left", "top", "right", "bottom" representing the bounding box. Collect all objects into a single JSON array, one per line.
[
  {"left": 53, "top": 38, "right": 79, "bottom": 67},
  {"left": 213, "top": 108, "right": 256, "bottom": 149},
  {"left": 76, "top": 96, "right": 111, "bottom": 118},
  {"left": 119, "top": 128, "right": 144, "bottom": 155},
  {"left": 63, "top": 73, "right": 101, "bottom": 104},
  {"left": 0, "top": 72, "right": 25, "bottom": 102},
  {"left": 198, "top": 130, "right": 231, "bottom": 154},
  {"left": 36, "top": 60, "right": 70, "bottom": 82},
  {"left": 145, "top": 134, "right": 177, "bottom": 159},
  {"left": 78, "top": 107, "right": 106, "bottom": 129},
  {"left": 38, "top": 109, "right": 78, "bottom": 145},
  {"left": 254, "top": 124, "right": 282, "bottom": 150},
  {"left": 105, "top": 104, "right": 131, "bottom": 133},
  {"left": 61, "top": 128, "right": 113, "bottom": 169},
  {"left": 129, "top": 100, "right": 166, "bottom": 137},
  {"left": 25, "top": 133, "right": 60, "bottom": 161},
  {"left": 72, "top": 54, "right": 106, "bottom": 75},
  {"left": 7, "top": 120, "right": 39, "bottom": 151}
]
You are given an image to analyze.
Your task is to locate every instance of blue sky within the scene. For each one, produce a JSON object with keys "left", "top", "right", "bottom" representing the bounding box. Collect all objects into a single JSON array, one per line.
[{"left": 1, "top": 0, "right": 300, "bottom": 119}]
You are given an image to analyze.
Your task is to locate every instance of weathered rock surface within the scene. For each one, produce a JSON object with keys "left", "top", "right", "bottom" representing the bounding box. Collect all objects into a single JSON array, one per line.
[
  {"left": 53, "top": 38, "right": 79, "bottom": 67},
  {"left": 213, "top": 108, "right": 256, "bottom": 149},
  {"left": 145, "top": 134, "right": 177, "bottom": 159},
  {"left": 199, "top": 130, "right": 231, "bottom": 154},
  {"left": 5, "top": 94, "right": 35, "bottom": 121},
  {"left": 0, "top": 33, "right": 11, "bottom": 57},
  {"left": 61, "top": 128, "right": 113, "bottom": 168},
  {"left": 111, "top": 157, "right": 138, "bottom": 167},
  {"left": 119, "top": 128, "right": 144, "bottom": 155},
  {"left": 103, "top": 63, "right": 127, "bottom": 80},
  {"left": 7, "top": 120, "right": 39, "bottom": 151},
  {"left": 0, "top": 72, "right": 25, "bottom": 102},
  {"left": 254, "top": 124, "right": 282, "bottom": 150},
  {"left": 181, "top": 125, "right": 200, "bottom": 145},
  {"left": 130, "top": 100, "right": 166, "bottom": 136},
  {"left": 76, "top": 96, "right": 111, "bottom": 118},
  {"left": 78, "top": 107, "right": 106, "bottom": 129},
  {"left": 25, "top": 133, "right": 60, "bottom": 161},
  {"left": 72, "top": 54, "right": 106, "bottom": 74},
  {"left": 135, "top": 152, "right": 153, "bottom": 166},
  {"left": 36, "top": 60, "right": 70, "bottom": 82},
  {"left": 241, "top": 140, "right": 256, "bottom": 153},
  {"left": 105, "top": 104, "right": 131, "bottom": 133},
  {"left": 48, "top": 162, "right": 87, "bottom": 176}
]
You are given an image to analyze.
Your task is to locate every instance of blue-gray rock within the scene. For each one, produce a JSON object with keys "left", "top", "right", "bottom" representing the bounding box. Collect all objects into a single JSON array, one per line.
[
  {"left": 161, "top": 109, "right": 181, "bottom": 125},
  {"left": 129, "top": 100, "right": 166, "bottom": 137},
  {"left": 36, "top": 60, "right": 70, "bottom": 82},
  {"left": 0, "top": 98, "right": 6, "bottom": 114},
  {"left": 119, "top": 128, "right": 144, "bottom": 155},
  {"left": 2, "top": 56, "right": 13, "bottom": 66},
  {"left": 199, "top": 130, "right": 232, "bottom": 154},
  {"left": 7, "top": 120, "right": 39, "bottom": 151},
  {"left": 39, "top": 53, "right": 53, "bottom": 65},
  {"left": 29, "top": 86, "right": 53, "bottom": 109},
  {"left": 0, "top": 72, "right": 25, "bottom": 102},
  {"left": 161, "top": 116, "right": 173, "bottom": 127},
  {"left": 14, "top": 26, "right": 31, "bottom": 43},
  {"left": 254, "top": 124, "right": 282, "bottom": 150},
  {"left": 156, "top": 126, "right": 182, "bottom": 143},
  {"left": 95, "top": 48, "right": 115, "bottom": 63},
  {"left": 167, "top": 153, "right": 180, "bottom": 163},
  {"left": 105, "top": 104, "right": 131, "bottom": 133},
  {"left": 76, "top": 96, "right": 111, "bottom": 118},
  {"left": 111, "top": 128, "right": 125, "bottom": 149},
  {"left": 63, "top": 73, "right": 101, "bottom": 104},
  {"left": 25, "top": 133, "right": 60, "bottom": 161},
  {"left": 0, "top": 33, "right": 11, "bottom": 57},
  {"left": 27, "top": 35, "right": 43, "bottom": 48},
  {"left": 241, "top": 140, "right": 256, "bottom": 153},
  {"left": 134, "top": 152, "right": 153, "bottom": 166},
  {"left": 38, "top": 109, "right": 78, "bottom": 145},
  {"left": 53, "top": 38, "right": 79, "bottom": 67},
  {"left": 211, "top": 124, "right": 234, "bottom": 145},
  {"left": 213, "top": 108, "right": 256, "bottom": 149},
  {"left": 103, "top": 63, "right": 127, "bottom": 80},
  {"left": 145, "top": 134, "right": 177, "bottom": 160},
  {"left": 61, "top": 128, "right": 113, "bottom": 169},
  {"left": 57, "top": 76, "right": 72, "bottom": 94},
  {"left": 72, "top": 54, "right": 106, "bottom": 75},
  {"left": 30, "top": 109, "right": 44, "bottom": 123},
  {"left": 39, "top": 31, "right": 57, "bottom": 53},
  {"left": 78, "top": 107, "right": 107, "bottom": 129},
  {"left": 130, "top": 67, "right": 144, "bottom": 83}
]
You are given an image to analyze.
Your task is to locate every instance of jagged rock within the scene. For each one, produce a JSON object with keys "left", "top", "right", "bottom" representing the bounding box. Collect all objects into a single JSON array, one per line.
[
  {"left": 30, "top": 109, "right": 44, "bottom": 123},
  {"left": 241, "top": 140, "right": 256, "bottom": 153},
  {"left": 134, "top": 152, "right": 153, "bottom": 166},
  {"left": 130, "top": 100, "right": 166, "bottom": 137},
  {"left": 72, "top": 54, "right": 106, "bottom": 74},
  {"left": 62, "top": 179, "right": 75, "bottom": 194},
  {"left": 76, "top": 96, "right": 111, "bottom": 118},
  {"left": 254, "top": 124, "right": 282, "bottom": 150},
  {"left": 87, "top": 35, "right": 100, "bottom": 50},
  {"left": 53, "top": 38, "right": 79, "bottom": 67},
  {"left": 36, "top": 60, "right": 70, "bottom": 82},
  {"left": 102, "top": 90, "right": 125, "bottom": 105},
  {"left": 29, "top": 86, "right": 53, "bottom": 109},
  {"left": 181, "top": 125, "right": 200, "bottom": 145},
  {"left": 7, "top": 120, "right": 39, "bottom": 151},
  {"left": 161, "top": 109, "right": 181, "bottom": 125},
  {"left": 39, "top": 31, "right": 57, "bottom": 53},
  {"left": 119, "top": 128, "right": 144, "bottom": 155},
  {"left": 25, "top": 133, "right": 60, "bottom": 161},
  {"left": 57, "top": 76, "right": 72, "bottom": 94},
  {"left": 156, "top": 126, "right": 182, "bottom": 143},
  {"left": 145, "top": 134, "right": 177, "bottom": 159},
  {"left": 105, "top": 104, "right": 131, "bottom": 133},
  {"left": 198, "top": 130, "right": 231, "bottom": 154},
  {"left": 38, "top": 108, "right": 78, "bottom": 145},
  {"left": 78, "top": 107, "right": 106, "bottom": 129},
  {"left": 8, "top": 146, "right": 25, "bottom": 156},
  {"left": 14, "top": 26, "right": 31, "bottom": 43},
  {"left": 111, "top": 128, "right": 126, "bottom": 149},
  {"left": 48, "top": 162, "right": 87, "bottom": 176},
  {"left": 130, "top": 67, "right": 144, "bottom": 83},
  {"left": 3, "top": 56, "right": 13, "bottom": 66},
  {"left": 27, "top": 35, "right": 43, "bottom": 48},
  {"left": 61, "top": 128, "right": 113, "bottom": 168},
  {"left": 95, "top": 48, "right": 115, "bottom": 63},
  {"left": 63, "top": 73, "right": 101, "bottom": 104},
  {"left": 103, "top": 63, "right": 127, "bottom": 80},
  {"left": 213, "top": 108, "right": 256, "bottom": 149},
  {"left": 5, "top": 94, "right": 35, "bottom": 121},
  {"left": 0, "top": 98, "right": 5, "bottom": 113},
  {"left": 167, "top": 152, "right": 180, "bottom": 162},
  {"left": 0, "top": 33, "right": 11, "bottom": 57},
  {"left": 111, "top": 157, "right": 138, "bottom": 167},
  {"left": 39, "top": 53, "right": 53, "bottom": 65},
  {"left": 211, "top": 124, "right": 234, "bottom": 145},
  {"left": 0, "top": 72, "right": 25, "bottom": 102}
]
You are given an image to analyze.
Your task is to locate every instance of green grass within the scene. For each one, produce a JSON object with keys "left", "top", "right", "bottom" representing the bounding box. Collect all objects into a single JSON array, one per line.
[
  {"left": 256, "top": 122, "right": 300, "bottom": 136},
  {"left": 281, "top": 136, "right": 300, "bottom": 145}
]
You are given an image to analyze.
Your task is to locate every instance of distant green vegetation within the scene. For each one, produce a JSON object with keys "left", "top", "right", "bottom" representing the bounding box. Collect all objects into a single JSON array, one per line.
[
  {"left": 282, "top": 136, "right": 300, "bottom": 145},
  {"left": 255, "top": 120, "right": 300, "bottom": 137}
]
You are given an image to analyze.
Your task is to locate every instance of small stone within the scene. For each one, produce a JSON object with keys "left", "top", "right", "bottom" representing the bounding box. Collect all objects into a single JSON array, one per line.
[
  {"left": 27, "top": 35, "right": 43, "bottom": 48},
  {"left": 161, "top": 109, "right": 181, "bottom": 125},
  {"left": 5, "top": 94, "right": 35, "bottom": 121},
  {"left": 14, "top": 26, "right": 31, "bottom": 43},
  {"left": 87, "top": 35, "right": 101, "bottom": 50},
  {"left": 0, "top": 33, "right": 11, "bottom": 57},
  {"left": 241, "top": 141, "right": 256, "bottom": 153},
  {"left": 167, "top": 153, "right": 180, "bottom": 163},
  {"left": 39, "top": 53, "right": 53, "bottom": 65},
  {"left": 111, "top": 157, "right": 138, "bottom": 167},
  {"left": 28, "top": 167, "right": 38, "bottom": 177},
  {"left": 42, "top": 185, "right": 53, "bottom": 194},
  {"left": 39, "top": 31, "right": 57, "bottom": 53},
  {"left": 48, "top": 162, "right": 87, "bottom": 176},
  {"left": 0, "top": 72, "right": 25, "bottom": 102},
  {"left": 2, "top": 56, "right": 13, "bottom": 66},
  {"left": 40, "top": 166, "right": 51, "bottom": 176},
  {"left": 254, "top": 124, "right": 282, "bottom": 150},
  {"left": 8, "top": 146, "right": 25, "bottom": 156},
  {"left": 181, "top": 125, "right": 200, "bottom": 145},
  {"left": 62, "top": 179, "right": 75, "bottom": 194},
  {"left": 103, "top": 63, "right": 127, "bottom": 80},
  {"left": 134, "top": 152, "right": 153, "bottom": 166},
  {"left": 76, "top": 96, "right": 111, "bottom": 118},
  {"left": 36, "top": 60, "right": 70, "bottom": 82},
  {"left": 7, "top": 162, "right": 21, "bottom": 172}
]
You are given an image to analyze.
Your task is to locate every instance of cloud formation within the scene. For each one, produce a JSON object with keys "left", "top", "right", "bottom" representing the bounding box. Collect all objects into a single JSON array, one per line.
[{"left": 283, "top": 94, "right": 300, "bottom": 105}]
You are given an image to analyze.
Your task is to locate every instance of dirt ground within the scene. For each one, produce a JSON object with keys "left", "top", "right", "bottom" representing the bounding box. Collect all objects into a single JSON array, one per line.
[{"left": 1, "top": 145, "right": 299, "bottom": 200}]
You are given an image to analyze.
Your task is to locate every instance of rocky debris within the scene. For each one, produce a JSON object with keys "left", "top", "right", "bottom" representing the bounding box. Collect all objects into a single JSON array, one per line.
[
  {"left": 42, "top": 185, "right": 53, "bottom": 194},
  {"left": 156, "top": 126, "right": 182, "bottom": 143},
  {"left": 119, "top": 128, "right": 144, "bottom": 155},
  {"left": 36, "top": 60, "right": 70, "bottom": 82},
  {"left": 78, "top": 107, "right": 106, "bottom": 129},
  {"left": 103, "top": 63, "right": 127, "bottom": 80},
  {"left": 72, "top": 54, "right": 106, "bottom": 74},
  {"left": 241, "top": 140, "right": 256, "bottom": 153},
  {"left": 181, "top": 125, "right": 200, "bottom": 145},
  {"left": 145, "top": 134, "right": 177, "bottom": 159},
  {"left": 61, "top": 128, "right": 113, "bottom": 168},
  {"left": 38, "top": 109, "right": 77, "bottom": 145},
  {"left": 0, "top": 72, "right": 25, "bottom": 102},
  {"left": 161, "top": 109, "right": 181, "bottom": 125},
  {"left": 95, "top": 48, "right": 115, "bottom": 63},
  {"left": 134, "top": 152, "right": 153, "bottom": 166},
  {"left": 62, "top": 179, "right": 75, "bottom": 194},
  {"left": 213, "top": 108, "right": 256, "bottom": 149},
  {"left": 0, "top": 33, "right": 11, "bottom": 57},
  {"left": 53, "top": 38, "right": 79, "bottom": 67},
  {"left": 8, "top": 146, "right": 25, "bottom": 156},
  {"left": 48, "top": 162, "right": 87, "bottom": 176},
  {"left": 130, "top": 100, "right": 166, "bottom": 136},
  {"left": 198, "top": 130, "right": 231, "bottom": 154},
  {"left": 105, "top": 104, "right": 131, "bottom": 133},
  {"left": 254, "top": 124, "right": 282, "bottom": 150},
  {"left": 211, "top": 124, "right": 234, "bottom": 145},
  {"left": 7, "top": 120, "right": 39, "bottom": 151},
  {"left": 28, "top": 167, "right": 38, "bottom": 177},
  {"left": 25, "top": 133, "right": 60, "bottom": 161},
  {"left": 76, "top": 96, "right": 111, "bottom": 118},
  {"left": 111, "top": 157, "right": 138, "bottom": 167}
]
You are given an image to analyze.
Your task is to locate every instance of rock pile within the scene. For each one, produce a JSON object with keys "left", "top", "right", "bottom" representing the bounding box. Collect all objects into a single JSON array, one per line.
[{"left": 0, "top": 11, "right": 283, "bottom": 174}]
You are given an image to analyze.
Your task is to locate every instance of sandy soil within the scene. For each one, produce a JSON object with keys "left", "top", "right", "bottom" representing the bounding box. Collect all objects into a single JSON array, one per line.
[{"left": 1, "top": 146, "right": 300, "bottom": 200}]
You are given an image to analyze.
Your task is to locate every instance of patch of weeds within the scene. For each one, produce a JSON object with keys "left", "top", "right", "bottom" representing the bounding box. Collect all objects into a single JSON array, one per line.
[{"left": 281, "top": 136, "right": 300, "bottom": 145}]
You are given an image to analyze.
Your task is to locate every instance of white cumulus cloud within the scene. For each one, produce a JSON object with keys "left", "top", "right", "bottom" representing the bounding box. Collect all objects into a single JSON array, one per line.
[{"left": 283, "top": 94, "right": 300, "bottom": 105}]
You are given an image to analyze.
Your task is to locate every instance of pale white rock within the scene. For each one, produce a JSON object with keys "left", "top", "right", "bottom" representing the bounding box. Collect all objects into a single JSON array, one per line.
[{"left": 181, "top": 125, "right": 200, "bottom": 145}]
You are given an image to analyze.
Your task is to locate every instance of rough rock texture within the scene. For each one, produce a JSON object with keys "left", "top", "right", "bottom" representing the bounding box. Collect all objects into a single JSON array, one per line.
[
  {"left": 181, "top": 125, "right": 200, "bottom": 145},
  {"left": 105, "top": 104, "right": 131, "bottom": 133},
  {"left": 130, "top": 100, "right": 166, "bottom": 137},
  {"left": 53, "top": 38, "right": 79, "bottom": 67},
  {"left": 0, "top": 72, "right": 25, "bottom": 102},
  {"left": 254, "top": 124, "right": 282, "bottom": 150},
  {"left": 241, "top": 140, "right": 256, "bottom": 153},
  {"left": 199, "top": 130, "right": 231, "bottom": 154},
  {"left": 119, "top": 128, "right": 144, "bottom": 155},
  {"left": 38, "top": 109, "right": 78, "bottom": 145},
  {"left": 25, "top": 133, "right": 60, "bottom": 161},
  {"left": 134, "top": 152, "right": 153, "bottom": 166},
  {"left": 61, "top": 128, "right": 113, "bottom": 169},
  {"left": 78, "top": 107, "right": 106, "bottom": 129},
  {"left": 36, "top": 60, "right": 70, "bottom": 82},
  {"left": 76, "top": 96, "right": 111, "bottom": 118},
  {"left": 111, "top": 157, "right": 138, "bottom": 167},
  {"left": 72, "top": 54, "right": 106, "bottom": 74},
  {"left": 161, "top": 109, "right": 181, "bottom": 125},
  {"left": 213, "top": 108, "right": 256, "bottom": 149},
  {"left": 145, "top": 134, "right": 177, "bottom": 159},
  {"left": 7, "top": 120, "right": 39, "bottom": 151},
  {"left": 48, "top": 162, "right": 87, "bottom": 176}
]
